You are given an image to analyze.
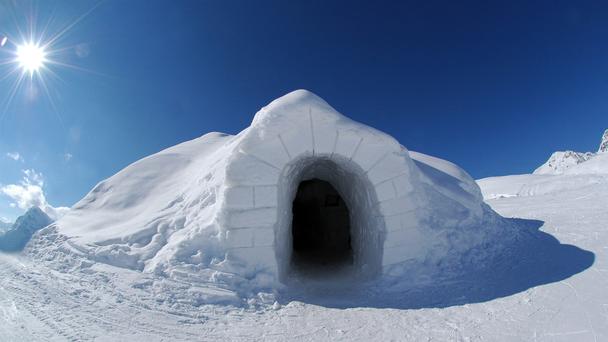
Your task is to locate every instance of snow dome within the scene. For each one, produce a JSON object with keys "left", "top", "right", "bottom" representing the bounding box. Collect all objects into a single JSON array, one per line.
[{"left": 36, "top": 90, "right": 512, "bottom": 293}]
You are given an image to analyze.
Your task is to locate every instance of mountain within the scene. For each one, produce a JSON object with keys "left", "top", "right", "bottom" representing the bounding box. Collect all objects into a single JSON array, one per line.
[
  {"left": 0, "top": 219, "right": 12, "bottom": 233},
  {"left": 599, "top": 129, "right": 608, "bottom": 153},
  {"left": 0, "top": 207, "right": 53, "bottom": 252},
  {"left": 479, "top": 129, "right": 608, "bottom": 200},
  {"left": 533, "top": 129, "right": 608, "bottom": 175},
  {"left": 533, "top": 151, "right": 594, "bottom": 175}
]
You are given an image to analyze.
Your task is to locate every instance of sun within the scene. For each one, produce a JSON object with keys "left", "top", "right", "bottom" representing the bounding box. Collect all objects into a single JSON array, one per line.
[{"left": 15, "top": 42, "right": 47, "bottom": 75}]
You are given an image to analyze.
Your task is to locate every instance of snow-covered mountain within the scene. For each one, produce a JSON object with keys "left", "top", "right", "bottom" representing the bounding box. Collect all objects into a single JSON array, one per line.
[
  {"left": 0, "top": 219, "right": 12, "bottom": 234},
  {"left": 533, "top": 151, "right": 594, "bottom": 175},
  {"left": 479, "top": 129, "right": 608, "bottom": 200},
  {"left": 533, "top": 129, "right": 608, "bottom": 175},
  {"left": 599, "top": 129, "right": 608, "bottom": 153},
  {"left": 0, "top": 207, "right": 52, "bottom": 252}
]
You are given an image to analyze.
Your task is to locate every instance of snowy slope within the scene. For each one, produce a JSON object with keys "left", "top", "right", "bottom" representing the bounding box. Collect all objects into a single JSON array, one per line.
[{"left": 0, "top": 207, "right": 52, "bottom": 252}]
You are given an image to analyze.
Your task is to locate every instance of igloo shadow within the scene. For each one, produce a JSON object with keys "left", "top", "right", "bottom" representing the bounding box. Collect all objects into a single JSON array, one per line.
[{"left": 279, "top": 217, "right": 595, "bottom": 309}]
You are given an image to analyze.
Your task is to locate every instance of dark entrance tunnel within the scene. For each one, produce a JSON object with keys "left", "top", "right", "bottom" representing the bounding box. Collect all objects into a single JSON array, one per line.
[{"left": 291, "top": 178, "right": 353, "bottom": 274}]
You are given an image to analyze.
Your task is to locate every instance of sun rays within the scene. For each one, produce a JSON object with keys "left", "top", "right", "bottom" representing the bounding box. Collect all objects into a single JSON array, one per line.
[{"left": 0, "top": 2, "right": 101, "bottom": 125}]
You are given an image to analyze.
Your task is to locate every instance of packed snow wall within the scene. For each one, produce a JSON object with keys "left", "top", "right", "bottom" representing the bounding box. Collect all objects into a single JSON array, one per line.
[{"left": 221, "top": 90, "right": 426, "bottom": 282}]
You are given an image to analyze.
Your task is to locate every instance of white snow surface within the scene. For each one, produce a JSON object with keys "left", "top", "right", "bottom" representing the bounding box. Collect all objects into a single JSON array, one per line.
[
  {"left": 0, "top": 92, "right": 603, "bottom": 340},
  {"left": 31, "top": 90, "right": 511, "bottom": 299},
  {"left": 0, "top": 162, "right": 603, "bottom": 341}
]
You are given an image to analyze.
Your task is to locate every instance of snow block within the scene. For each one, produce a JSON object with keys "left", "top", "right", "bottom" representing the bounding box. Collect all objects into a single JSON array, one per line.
[
  {"left": 226, "top": 246, "right": 277, "bottom": 271},
  {"left": 224, "top": 186, "right": 254, "bottom": 209},
  {"left": 253, "top": 227, "right": 274, "bottom": 247},
  {"left": 333, "top": 130, "right": 363, "bottom": 159},
  {"left": 227, "top": 208, "right": 277, "bottom": 229},
  {"left": 225, "top": 228, "right": 254, "bottom": 248},
  {"left": 254, "top": 185, "right": 277, "bottom": 208}
]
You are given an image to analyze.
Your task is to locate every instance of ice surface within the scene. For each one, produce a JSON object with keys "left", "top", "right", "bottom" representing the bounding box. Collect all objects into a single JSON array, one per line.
[{"left": 31, "top": 90, "right": 513, "bottom": 296}]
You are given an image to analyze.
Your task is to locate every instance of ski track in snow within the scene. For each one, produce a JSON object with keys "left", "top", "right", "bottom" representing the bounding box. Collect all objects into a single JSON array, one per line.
[{"left": 0, "top": 183, "right": 607, "bottom": 341}]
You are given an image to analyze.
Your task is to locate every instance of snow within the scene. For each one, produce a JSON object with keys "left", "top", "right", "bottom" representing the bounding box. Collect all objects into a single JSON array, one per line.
[
  {"left": 0, "top": 170, "right": 605, "bottom": 340},
  {"left": 0, "top": 92, "right": 605, "bottom": 339},
  {"left": 599, "top": 129, "right": 608, "bottom": 153},
  {"left": 534, "top": 128, "right": 608, "bottom": 175},
  {"left": 480, "top": 132, "right": 608, "bottom": 200},
  {"left": 0, "top": 219, "right": 12, "bottom": 234},
  {"left": 0, "top": 207, "right": 52, "bottom": 252},
  {"left": 534, "top": 151, "right": 594, "bottom": 175},
  {"left": 27, "top": 89, "right": 513, "bottom": 298}
]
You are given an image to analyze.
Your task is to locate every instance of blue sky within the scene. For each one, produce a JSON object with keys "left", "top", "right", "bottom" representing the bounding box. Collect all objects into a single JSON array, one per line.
[{"left": 1, "top": 0, "right": 607, "bottom": 221}]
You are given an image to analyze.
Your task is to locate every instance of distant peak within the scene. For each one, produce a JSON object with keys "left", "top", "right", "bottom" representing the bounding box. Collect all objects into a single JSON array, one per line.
[{"left": 599, "top": 129, "right": 608, "bottom": 153}]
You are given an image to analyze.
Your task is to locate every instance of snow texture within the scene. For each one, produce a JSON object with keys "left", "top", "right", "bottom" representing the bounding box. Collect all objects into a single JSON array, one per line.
[
  {"left": 0, "top": 168, "right": 600, "bottom": 341},
  {"left": 31, "top": 90, "right": 512, "bottom": 296}
]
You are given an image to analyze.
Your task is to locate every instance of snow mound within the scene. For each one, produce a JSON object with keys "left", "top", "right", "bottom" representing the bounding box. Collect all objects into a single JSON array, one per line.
[
  {"left": 0, "top": 207, "right": 52, "bottom": 252},
  {"left": 31, "top": 90, "right": 513, "bottom": 297}
]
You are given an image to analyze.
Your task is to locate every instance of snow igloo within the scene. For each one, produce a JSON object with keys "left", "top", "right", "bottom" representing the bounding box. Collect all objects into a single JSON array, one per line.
[{"left": 42, "top": 90, "right": 504, "bottom": 292}]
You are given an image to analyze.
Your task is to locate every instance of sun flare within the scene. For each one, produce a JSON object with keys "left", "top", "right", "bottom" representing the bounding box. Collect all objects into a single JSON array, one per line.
[{"left": 15, "top": 42, "right": 47, "bottom": 75}]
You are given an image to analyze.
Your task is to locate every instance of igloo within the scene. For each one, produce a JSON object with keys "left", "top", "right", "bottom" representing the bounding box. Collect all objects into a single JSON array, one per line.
[{"left": 38, "top": 90, "right": 511, "bottom": 292}]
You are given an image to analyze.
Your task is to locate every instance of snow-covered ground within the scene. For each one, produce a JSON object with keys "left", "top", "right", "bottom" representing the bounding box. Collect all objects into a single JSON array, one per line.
[
  {"left": 0, "top": 166, "right": 605, "bottom": 341},
  {"left": 1, "top": 96, "right": 605, "bottom": 341}
]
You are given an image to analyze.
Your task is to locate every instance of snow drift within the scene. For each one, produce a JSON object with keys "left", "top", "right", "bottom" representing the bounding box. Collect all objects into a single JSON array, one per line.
[{"left": 31, "top": 90, "right": 514, "bottom": 295}]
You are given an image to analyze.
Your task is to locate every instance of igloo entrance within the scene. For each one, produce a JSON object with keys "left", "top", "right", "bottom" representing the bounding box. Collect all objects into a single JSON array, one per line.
[
  {"left": 291, "top": 179, "right": 353, "bottom": 272},
  {"left": 276, "top": 156, "right": 386, "bottom": 282}
]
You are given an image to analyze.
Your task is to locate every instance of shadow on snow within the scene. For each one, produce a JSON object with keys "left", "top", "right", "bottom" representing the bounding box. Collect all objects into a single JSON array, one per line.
[{"left": 280, "top": 217, "right": 595, "bottom": 309}]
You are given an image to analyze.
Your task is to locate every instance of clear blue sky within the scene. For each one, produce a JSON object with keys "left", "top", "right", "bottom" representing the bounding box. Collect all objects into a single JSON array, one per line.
[{"left": 1, "top": 0, "right": 607, "bottom": 220}]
